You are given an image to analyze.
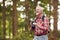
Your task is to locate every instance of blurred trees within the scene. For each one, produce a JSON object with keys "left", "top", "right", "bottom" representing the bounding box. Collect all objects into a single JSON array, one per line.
[{"left": 0, "top": 0, "right": 60, "bottom": 40}]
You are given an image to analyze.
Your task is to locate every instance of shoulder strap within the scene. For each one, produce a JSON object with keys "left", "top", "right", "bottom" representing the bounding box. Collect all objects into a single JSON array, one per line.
[{"left": 42, "top": 15, "right": 45, "bottom": 22}]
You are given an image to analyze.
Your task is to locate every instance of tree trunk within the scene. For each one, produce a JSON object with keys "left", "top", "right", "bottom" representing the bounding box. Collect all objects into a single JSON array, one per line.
[
  {"left": 34, "top": 0, "right": 38, "bottom": 9},
  {"left": 52, "top": 0, "right": 58, "bottom": 40},
  {"left": 2, "top": 0, "right": 6, "bottom": 40},
  {"left": 12, "top": 0, "right": 18, "bottom": 38},
  {"left": 48, "top": 0, "right": 53, "bottom": 40},
  {"left": 25, "top": 0, "right": 30, "bottom": 32}
]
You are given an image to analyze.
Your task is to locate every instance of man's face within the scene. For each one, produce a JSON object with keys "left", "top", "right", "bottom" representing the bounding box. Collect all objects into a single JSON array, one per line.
[{"left": 36, "top": 7, "right": 42, "bottom": 16}]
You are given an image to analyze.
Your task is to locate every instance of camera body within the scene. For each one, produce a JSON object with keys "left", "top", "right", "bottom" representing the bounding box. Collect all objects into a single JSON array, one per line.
[{"left": 31, "top": 21, "right": 35, "bottom": 30}]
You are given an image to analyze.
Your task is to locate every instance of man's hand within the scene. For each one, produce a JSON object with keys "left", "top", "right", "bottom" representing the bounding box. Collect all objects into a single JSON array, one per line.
[
  {"left": 33, "top": 22, "right": 38, "bottom": 26},
  {"left": 33, "top": 22, "right": 41, "bottom": 28}
]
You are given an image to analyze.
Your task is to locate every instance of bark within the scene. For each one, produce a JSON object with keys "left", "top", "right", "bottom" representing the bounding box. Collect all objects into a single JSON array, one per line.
[
  {"left": 52, "top": 0, "right": 58, "bottom": 40},
  {"left": 2, "top": 0, "right": 6, "bottom": 40},
  {"left": 12, "top": 0, "right": 18, "bottom": 38},
  {"left": 25, "top": 0, "right": 30, "bottom": 32}
]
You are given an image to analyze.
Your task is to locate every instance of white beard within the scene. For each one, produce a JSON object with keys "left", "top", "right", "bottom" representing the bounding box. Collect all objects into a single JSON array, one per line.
[{"left": 36, "top": 13, "right": 40, "bottom": 16}]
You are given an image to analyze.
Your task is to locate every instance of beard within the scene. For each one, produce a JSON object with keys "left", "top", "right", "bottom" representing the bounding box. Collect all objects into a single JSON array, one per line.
[{"left": 36, "top": 13, "right": 41, "bottom": 16}]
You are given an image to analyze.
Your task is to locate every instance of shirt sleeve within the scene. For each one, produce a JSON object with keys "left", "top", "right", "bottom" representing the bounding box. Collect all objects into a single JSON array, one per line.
[{"left": 37, "top": 17, "right": 49, "bottom": 30}]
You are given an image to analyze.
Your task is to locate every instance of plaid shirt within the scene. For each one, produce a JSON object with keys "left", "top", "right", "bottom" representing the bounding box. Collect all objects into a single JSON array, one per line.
[{"left": 34, "top": 16, "right": 49, "bottom": 35}]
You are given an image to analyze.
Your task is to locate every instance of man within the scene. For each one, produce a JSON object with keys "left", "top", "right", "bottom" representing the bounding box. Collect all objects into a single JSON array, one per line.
[{"left": 31, "top": 5, "right": 49, "bottom": 40}]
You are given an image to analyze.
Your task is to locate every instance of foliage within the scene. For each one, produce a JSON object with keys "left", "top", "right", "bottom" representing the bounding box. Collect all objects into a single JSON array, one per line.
[{"left": 0, "top": 0, "right": 59, "bottom": 40}]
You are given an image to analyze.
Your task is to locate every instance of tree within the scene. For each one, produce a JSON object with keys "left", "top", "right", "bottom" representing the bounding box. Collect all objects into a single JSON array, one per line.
[
  {"left": 25, "top": 0, "right": 30, "bottom": 32},
  {"left": 2, "top": 0, "right": 6, "bottom": 40},
  {"left": 52, "top": 0, "right": 58, "bottom": 40},
  {"left": 34, "top": 0, "right": 39, "bottom": 8},
  {"left": 48, "top": 0, "right": 53, "bottom": 40},
  {"left": 12, "top": 0, "right": 18, "bottom": 38}
]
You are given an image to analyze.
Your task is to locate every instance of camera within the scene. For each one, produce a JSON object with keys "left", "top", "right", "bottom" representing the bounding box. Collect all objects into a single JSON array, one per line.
[{"left": 31, "top": 21, "right": 35, "bottom": 30}]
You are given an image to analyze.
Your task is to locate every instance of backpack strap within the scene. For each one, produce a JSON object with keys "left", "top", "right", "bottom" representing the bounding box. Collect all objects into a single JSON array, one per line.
[{"left": 42, "top": 15, "right": 45, "bottom": 22}]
